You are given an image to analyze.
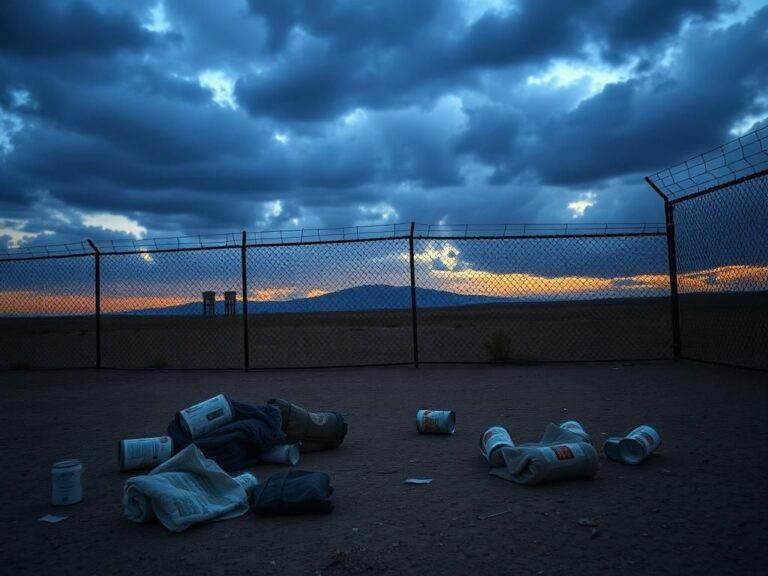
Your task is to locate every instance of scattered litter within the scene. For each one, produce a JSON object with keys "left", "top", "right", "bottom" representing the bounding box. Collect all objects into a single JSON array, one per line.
[
  {"left": 480, "top": 426, "right": 514, "bottom": 467},
  {"left": 478, "top": 508, "right": 514, "bottom": 520},
  {"left": 352, "top": 527, "right": 359, "bottom": 533},
  {"left": 416, "top": 409, "right": 456, "bottom": 435},
  {"left": 177, "top": 394, "right": 234, "bottom": 439},
  {"left": 618, "top": 425, "right": 661, "bottom": 465},
  {"left": 51, "top": 459, "right": 83, "bottom": 506},
  {"left": 403, "top": 478, "right": 432, "bottom": 484},
  {"left": 38, "top": 514, "right": 68, "bottom": 524},
  {"left": 376, "top": 469, "right": 400, "bottom": 475},
  {"left": 119, "top": 436, "right": 173, "bottom": 472},
  {"left": 577, "top": 517, "right": 599, "bottom": 527}
]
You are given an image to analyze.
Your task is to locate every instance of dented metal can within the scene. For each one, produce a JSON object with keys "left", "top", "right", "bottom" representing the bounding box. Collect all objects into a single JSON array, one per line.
[
  {"left": 619, "top": 425, "right": 661, "bottom": 465},
  {"left": 480, "top": 425, "right": 514, "bottom": 467},
  {"left": 416, "top": 409, "right": 456, "bottom": 435}
]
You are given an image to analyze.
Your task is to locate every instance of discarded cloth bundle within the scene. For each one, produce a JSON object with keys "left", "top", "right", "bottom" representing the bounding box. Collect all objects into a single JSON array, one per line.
[
  {"left": 250, "top": 470, "right": 334, "bottom": 515},
  {"left": 491, "top": 423, "right": 599, "bottom": 486},
  {"left": 267, "top": 398, "right": 347, "bottom": 452},
  {"left": 123, "top": 444, "right": 251, "bottom": 532},
  {"left": 168, "top": 398, "right": 286, "bottom": 471}
]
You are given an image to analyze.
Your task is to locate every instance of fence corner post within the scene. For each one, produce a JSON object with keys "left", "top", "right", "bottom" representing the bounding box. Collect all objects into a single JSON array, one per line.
[
  {"left": 409, "top": 222, "right": 419, "bottom": 368},
  {"left": 86, "top": 239, "right": 101, "bottom": 369},
  {"left": 665, "top": 203, "right": 682, "bottom": 359},
  {"left": 241, "top": 231, "right": 249, "bottom": 371}
]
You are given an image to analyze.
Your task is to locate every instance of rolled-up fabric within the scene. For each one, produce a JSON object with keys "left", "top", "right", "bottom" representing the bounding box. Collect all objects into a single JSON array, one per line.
[
  {"left": 123, "top": 445, "right": 250, "bottom": 532},
  {"left": 250, "top": 470, "right": 334, "bottom": 515},
  {"left": 490, "top": 423, "right": 599, "bottom": 485},
  {"left": 267, "top": 398, "right": 347, "bottom": 452},
  {"left": 168, "top": 398, "right": 286, "bottom": 471}
]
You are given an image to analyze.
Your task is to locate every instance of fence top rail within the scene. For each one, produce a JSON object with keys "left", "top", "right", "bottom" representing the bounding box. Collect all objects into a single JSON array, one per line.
[
  {"left": 414, "top": 222, "right": 665, "bottom": 237},
  {"left": 246, "top": 223, "right": 411, "bottom": 245},
  {"left": 646, "top": 125, "right": 768, "bottom": 200},
  {"left": 0, "top": 222, "right": 666, "bottom": 261},
  {"left": 0, "top": 240, "right": 92, "bottom": 261}
]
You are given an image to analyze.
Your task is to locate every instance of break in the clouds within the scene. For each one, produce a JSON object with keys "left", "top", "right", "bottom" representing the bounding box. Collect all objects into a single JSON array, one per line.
[{"left": 1, "top": 0, "right": 767, "bottom": 249}]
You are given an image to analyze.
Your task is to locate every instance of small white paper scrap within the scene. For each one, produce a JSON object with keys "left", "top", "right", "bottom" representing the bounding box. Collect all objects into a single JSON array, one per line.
[
  {"left": 403, "top": 478, "right": 432, "bottom": 484},
  {"left": 38, "top": 514, "right": 68, "bottom": 524}
]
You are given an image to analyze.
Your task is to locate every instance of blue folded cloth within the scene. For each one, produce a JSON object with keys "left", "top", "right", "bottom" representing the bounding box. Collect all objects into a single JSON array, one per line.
[{"left": 168, "top": 398, "right": 286, "bottom": 472}]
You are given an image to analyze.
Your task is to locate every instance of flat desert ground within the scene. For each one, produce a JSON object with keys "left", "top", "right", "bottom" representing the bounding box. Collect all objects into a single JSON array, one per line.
[
  {"left": 0, "top": 361, "right": 766, "bottom": 575},
  {"left": 2, "top": 292, "right": 766, "bottom": 370}
]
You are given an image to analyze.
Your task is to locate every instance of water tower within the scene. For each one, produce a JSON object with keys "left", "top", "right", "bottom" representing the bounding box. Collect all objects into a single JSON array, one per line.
[
  {"left": 202, "top": 291, "right": 216, "bottom": 316},
  {"left": 224, "top": 291, "right": 237, "bottom": 316}
]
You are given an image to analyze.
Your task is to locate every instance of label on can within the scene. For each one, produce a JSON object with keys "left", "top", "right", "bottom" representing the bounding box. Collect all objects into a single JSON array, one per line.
[
  {"left": 120, "top": 436, "right": 173, "bottom": 472},
  {"left": 178, "top": 394, "right": 233, "bottom": 438},
  {"left": 626, "top": 425, "right": 661, "bottom": 452},
  {"left": 543, "top": 443, "right": 584, "bottom": 463},
  {"left": 51, "top": 460, "right": 83, "bottom": 506}
]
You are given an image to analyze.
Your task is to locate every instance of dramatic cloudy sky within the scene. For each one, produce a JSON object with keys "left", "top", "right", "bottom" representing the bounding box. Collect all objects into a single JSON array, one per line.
[{"left": 1, "top": 0, "right": 767, "bottom": 249}]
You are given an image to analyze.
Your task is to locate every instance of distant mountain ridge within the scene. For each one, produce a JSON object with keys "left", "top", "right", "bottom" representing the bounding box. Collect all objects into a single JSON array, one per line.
[{"left": 122, "top": 284, "right": 517, "bottom": 316}]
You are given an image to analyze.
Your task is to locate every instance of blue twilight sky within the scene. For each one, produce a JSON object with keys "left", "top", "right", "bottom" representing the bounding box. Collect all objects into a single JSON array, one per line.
[{"left": 1, "top": 0, "right": 767, "bottom": 249}]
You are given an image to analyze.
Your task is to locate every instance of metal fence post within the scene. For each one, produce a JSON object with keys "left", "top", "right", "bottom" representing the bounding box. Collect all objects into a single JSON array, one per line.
[
  {"left": 665, "top": 203, "right": 682, "bottom": 359},
  {"left": 86, "top": 239, "right": 101, "bottom": 369},
  {"left": 409, "top": 222, "right": 419, "bottom": 368},
  {"left": 645, "top": 177, "right": 681, "bottom": 359},
  {"left": 241, "top": 231, "right": 249, "bottom": 371}
]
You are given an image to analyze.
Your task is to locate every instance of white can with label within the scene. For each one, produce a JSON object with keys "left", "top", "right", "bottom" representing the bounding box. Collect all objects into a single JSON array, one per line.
[
  {"left": 416, "top": 409, "right": 456, "bottom": 435},
  {"left": 177, "top": 394, "right": 234, "bottom": 439},
  {"left": 119, "top": 436, "right": 174, "bottom": 472},
  {"left": 51, "top": 459, "right": 83, "bottom": 506},
  {"left": 259, "top": 444, "right": 300, "bottom": 466},
  {"left": 619, "top": 425, "right": 661, "bottom": 465},
  {"left": 479, "top": 425, "right": 514, "bottom": 467}
]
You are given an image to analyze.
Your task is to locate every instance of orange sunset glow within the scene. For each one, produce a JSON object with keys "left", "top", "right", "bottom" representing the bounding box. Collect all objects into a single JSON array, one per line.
[{"left": 1, "top": 264, "right": 766, "bottom": 316}]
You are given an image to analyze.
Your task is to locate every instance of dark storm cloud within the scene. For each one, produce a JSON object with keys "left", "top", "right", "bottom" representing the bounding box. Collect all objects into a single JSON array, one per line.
[
  {"left": 530, "top": 7, "right": 768, "bottom": 186},
  {"left": 0, "top": 0, "right": 763, "bottom": 267},
  {"left": 0, "top": 0, "right": 152, "bottom": 57}
]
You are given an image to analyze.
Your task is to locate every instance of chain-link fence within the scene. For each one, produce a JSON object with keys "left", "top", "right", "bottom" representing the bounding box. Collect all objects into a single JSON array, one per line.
[
  {"left": 414, "top": 226, "right": 670, "bottom": 363},
  {"left": 0, "top": 222, "right": 675, "bottom": 369},
  {"left": 0, "top": 244, "right": 95, "bottom": 369},
  {"left": 647, "top": 126, "right": 768, "bottom": 370}
]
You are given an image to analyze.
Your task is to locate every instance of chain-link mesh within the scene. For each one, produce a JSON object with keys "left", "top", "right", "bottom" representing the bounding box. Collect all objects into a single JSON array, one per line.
[
  {"left": 672, "top": 174, "right": 768, "bottom": 370},
  {"left": 100, "top": 248, "right": 243, "bottom": 369},
  {"left": 414, "top": 234, "right": 671, "bottom": 362},
  {"left": 0, "top": 255, "right": 95, "bottom": 369},
  {"left": 246, "top": 239, "right": 413, "bottom": 368}
]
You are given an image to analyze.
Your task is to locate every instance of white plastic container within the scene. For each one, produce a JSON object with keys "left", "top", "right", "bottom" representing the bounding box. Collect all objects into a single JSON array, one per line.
[
  {"left": 416, "top": 409, "right": 456, "bottom": 435},
  {"left": 51, "top": 459, "right": 83, "bottom": 506},
  {"left": 559, "top": 420, "right": 593, "bottom": 444},
  {"left": 479, "top": 425, "right": 514, "bottom": 467},
  {"left": 619, "top": 425, "right": 661, "bottom": 465},
  {"left": 177, "top": 394, "right": 234, "bottom": 439},
  {"left": 259, "top": 444, "right": 300, "bottom": 466},
  {"left": 119, "top": 436, "right": 174, "bottom": 472}
]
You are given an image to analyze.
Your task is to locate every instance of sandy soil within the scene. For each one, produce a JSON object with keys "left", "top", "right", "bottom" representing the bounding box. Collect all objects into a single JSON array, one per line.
[
  {"left": 0, "top": 297, "right": 673, "bottom": 370},
  {"left": 1, "top": 361, "right": 766, "bottom": 575}
]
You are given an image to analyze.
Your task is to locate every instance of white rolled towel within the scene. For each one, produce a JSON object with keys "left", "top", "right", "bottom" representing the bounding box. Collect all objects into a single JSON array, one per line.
[
  {"left": 124, "top": 444, "right": 250, "bottom": 532},
  {"left": 490, "top": 423, "right": 599, "bottom": 485}
]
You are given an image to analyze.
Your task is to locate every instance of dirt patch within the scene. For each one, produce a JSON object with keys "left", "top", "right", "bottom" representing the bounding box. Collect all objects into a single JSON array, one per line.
[{"left": 0, "top": 361, "right": 766, "bottom": 575}]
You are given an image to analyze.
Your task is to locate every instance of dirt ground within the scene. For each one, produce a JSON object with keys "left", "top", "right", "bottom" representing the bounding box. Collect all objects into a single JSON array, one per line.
[{"left": 0, "top": 361, "right": 766, "bottom": 575}]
